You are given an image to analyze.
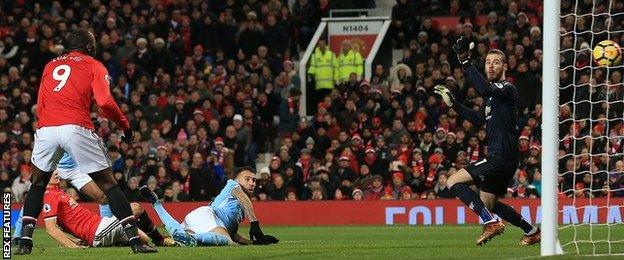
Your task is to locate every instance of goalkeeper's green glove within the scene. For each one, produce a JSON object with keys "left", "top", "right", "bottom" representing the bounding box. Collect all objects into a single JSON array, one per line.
[{"left": 434, "top": 85, "right": 456, "bottom": 107}]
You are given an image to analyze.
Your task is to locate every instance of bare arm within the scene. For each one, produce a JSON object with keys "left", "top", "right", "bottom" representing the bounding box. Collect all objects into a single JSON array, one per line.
[
  {"left": 231, "top": 186, "right": 257, "bottom": 222},
  {"left": 45, "top": 218, "right": 83, "bottom": 248}
]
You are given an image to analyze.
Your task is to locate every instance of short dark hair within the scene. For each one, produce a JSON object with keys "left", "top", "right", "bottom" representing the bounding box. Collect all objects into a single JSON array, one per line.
[
  {"left": 65, "top": 29, "right": 95, "bottom": 55},
  {"left": 234, "top": 166, "right": 256, "bottom": 178},
  {"left": 486, "top": 49, "right": 507, "bottom": 63}
]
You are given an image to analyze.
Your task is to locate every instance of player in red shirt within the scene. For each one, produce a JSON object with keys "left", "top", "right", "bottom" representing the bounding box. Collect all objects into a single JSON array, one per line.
[
  {"left": 17, "top": 29, "right": 156, "bottom": 254},
  {"left": 42, "top": 171, "right": 156, "bottom": 248}
]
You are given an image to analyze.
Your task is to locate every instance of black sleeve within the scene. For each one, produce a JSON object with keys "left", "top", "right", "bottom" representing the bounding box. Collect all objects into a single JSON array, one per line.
[
  {"left": 453, "top": 102, "right": 486, "bottom": 127},
  {"left": 464, "top": 64, "right": 515, "bottom": 99}
]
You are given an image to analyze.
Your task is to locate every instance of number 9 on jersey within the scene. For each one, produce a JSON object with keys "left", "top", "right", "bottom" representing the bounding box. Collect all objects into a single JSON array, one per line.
[{"left": 52, "top": 64, "right": 72, "bottom": 92}]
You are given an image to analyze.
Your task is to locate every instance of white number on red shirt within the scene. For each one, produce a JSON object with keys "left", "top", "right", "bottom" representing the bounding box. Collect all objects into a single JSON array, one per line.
[{"left": 52, "top": 64, "right": 71, "bottom": 92}]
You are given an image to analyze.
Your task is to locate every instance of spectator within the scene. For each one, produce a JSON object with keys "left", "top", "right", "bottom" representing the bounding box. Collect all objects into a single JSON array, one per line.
[
  {"left": 11, "top": 168, "right": 29, "bottom": 202},
  {"left": 188, "top": 152, "right": 213, "bottom": 201},
  {"left": 124, "top": 177, "right": 143, "bottom": 202},
  {"left": 383, "top": 171, "right": 409, "bottom": 199},
  {"left": 267, "top": 174, "right": 288, "bottom": 200},
  {"left": 363, "top": 175, "right": 385, "bottom": 200},
  {"left": 293, "top": 0, "right": 318, "bottom": 48},
  {"left": 0, "top": 170, "right": 12, "bottom": 191},
  {"left": 352, "top": 188, "right": 364, "bottom": 201},
  {"left": 335, "top": 40, "right": 364, "bottom": 83},
  {"left": 278, "top": 88, "right": 302, "bottom": 134},
  {"left": 308, "top": 40, "right": 337, "bottom": 112}
]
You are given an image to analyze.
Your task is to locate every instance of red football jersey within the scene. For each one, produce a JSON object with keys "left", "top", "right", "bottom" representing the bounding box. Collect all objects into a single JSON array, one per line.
[
  {"left": 36, "top": 51, "right": 129, "bottom": 130},
  {"left": 41, "top": 186, "right": 102, "bottom": 246}
]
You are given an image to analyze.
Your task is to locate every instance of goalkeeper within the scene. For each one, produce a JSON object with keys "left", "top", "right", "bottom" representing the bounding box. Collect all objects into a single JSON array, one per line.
[
  {"left": 140, "top": 166, "right": 279, "bottom": 246},
  {"left": 434, "top": 35, "right": 540, "bottom": 246}
]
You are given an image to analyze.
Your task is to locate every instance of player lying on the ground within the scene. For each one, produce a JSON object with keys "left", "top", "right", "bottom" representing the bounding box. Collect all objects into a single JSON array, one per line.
[
  {"left": 41, "top": 170, "right": 170, "bottom": 248},
  {"left": 13, "top": 152, "right": 111, "bottom": 243},
  {"left": 433, "top": 35, "right": 540, "bottom": 246},
  {"left": 13, "top": 153, "right": 174, "bottom": 247},
  {"left": 140, "top": 166, "right": 279, "bottom": 246}
]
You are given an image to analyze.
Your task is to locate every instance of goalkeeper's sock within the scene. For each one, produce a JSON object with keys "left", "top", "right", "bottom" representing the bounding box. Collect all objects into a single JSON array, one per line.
[
  {"left": 153, "top": 202, "right": 186, "bottom": 236},
  {"left": 13, "top": 207, "right": 23, "bottom": 238},
  {"left": 99, "top": 204, "right": 113, "bottom": 217},
  {"left": 492, "top": 202, "right": 535, "bottom": 234},
  {"left": 450, "top": 183, "right": 495, "bottom": 223},
  {"left": 137, "top": 211, "right": 164, "bottom": 244},
  {"left": 194, "top": 232, "right": 229, "bottom": 246}
]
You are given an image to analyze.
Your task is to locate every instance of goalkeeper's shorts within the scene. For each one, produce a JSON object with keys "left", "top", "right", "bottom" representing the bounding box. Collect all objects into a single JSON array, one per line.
[{"left": 465, "top": 155, "right": 516, "bottom": 196}]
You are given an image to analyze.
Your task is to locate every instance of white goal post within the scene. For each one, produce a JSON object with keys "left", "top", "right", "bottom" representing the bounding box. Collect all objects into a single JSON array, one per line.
[{"left": 541, "top": 0, "right": 561, "bottom": 256}]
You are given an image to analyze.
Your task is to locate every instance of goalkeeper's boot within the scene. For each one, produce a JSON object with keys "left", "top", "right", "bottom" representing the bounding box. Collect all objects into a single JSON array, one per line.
[
  {"left": 14, "top": 238, "right": 33, "bottom": 255},
  {"left": 519, "top": 228, "right": 541, "bottom": 245},
  {"left": 476, "top": 220, "right": 505, "bottom": 245},
  {"left": 131, "top": 243, "right": 158, "bottom": 253},
  {"left": 139, "top": 185, "right": 159, "bottom": 204}
]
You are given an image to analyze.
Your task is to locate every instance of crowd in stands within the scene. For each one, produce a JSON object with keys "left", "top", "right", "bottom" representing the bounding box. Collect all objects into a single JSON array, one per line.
[{"left": 0, "top": 0, "right": 622, "bottom": 204}]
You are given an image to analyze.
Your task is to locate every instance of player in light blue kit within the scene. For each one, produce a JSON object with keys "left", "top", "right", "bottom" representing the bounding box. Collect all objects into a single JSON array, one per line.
[
  {"left": 140, "top": 166, "right": 279, "bottom": 246},
  {"left": 14, "top": 153, "right": 172, "bottom": 246}
]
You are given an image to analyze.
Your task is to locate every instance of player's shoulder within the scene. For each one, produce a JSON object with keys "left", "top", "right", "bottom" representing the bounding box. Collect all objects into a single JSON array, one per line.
[{"left": 226, "top": 179, "right": 240, "bottom": 188}]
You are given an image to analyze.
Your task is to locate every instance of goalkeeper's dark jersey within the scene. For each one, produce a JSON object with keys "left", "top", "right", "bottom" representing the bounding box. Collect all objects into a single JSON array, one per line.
[{"left": 455, "top": 64, "right": 519, "bottom": 164}]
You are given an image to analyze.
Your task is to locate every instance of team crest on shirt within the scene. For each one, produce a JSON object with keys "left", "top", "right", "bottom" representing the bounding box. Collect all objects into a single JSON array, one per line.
[
  {"left": 43, "top": 203, "right": 51, "bottom": 212},
  {"left": 494, "top": 82, "right": 504, "bottom": 89}
]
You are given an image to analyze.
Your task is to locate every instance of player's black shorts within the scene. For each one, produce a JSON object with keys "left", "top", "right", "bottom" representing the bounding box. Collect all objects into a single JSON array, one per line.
[{"left": 465, "top": 155, "right": 516, "bottom": 196}]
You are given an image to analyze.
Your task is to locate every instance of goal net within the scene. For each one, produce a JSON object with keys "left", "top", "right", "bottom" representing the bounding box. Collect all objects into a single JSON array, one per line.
[{"left": 543, "top": 0, "right": 624, "bottom": 256}]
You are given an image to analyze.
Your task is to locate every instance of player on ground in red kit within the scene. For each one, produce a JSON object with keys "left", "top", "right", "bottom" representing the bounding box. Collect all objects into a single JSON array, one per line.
[
  {"left": 16, "top": 28, "right": 156, "bottom": 254},
  {"left": 43, "top": 171, "right": 161, "bottom": 248}
]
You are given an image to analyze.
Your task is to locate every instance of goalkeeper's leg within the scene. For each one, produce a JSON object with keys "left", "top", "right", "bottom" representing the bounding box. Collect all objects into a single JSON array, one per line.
[
  {"left": 446, "top": 169, "right": 497, "bottom": 224},
  {"left": 448, "top": 159, "right": 508, "bottom": 245},
  {"left": 490, "top": 201, "right": 540, "bottom": 245}
]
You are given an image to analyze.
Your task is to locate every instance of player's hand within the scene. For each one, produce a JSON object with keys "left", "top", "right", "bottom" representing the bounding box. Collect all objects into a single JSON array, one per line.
[
  {"left": 249, "top": 221, "right": 269, "bottom": 245},
  {"left": 452, "top": 36, "right": 474, "bottom": 65},
  {"left": 121, "top": 128, "right": 134, "bottom": 144},
  {"left": 434, "top": 85, "right": 455, "bottom": 107}
]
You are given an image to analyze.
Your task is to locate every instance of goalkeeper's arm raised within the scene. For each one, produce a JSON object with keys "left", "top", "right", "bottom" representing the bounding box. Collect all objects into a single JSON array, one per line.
[{"left": 434, "top": 85, "right": 486, "bottom": 127}]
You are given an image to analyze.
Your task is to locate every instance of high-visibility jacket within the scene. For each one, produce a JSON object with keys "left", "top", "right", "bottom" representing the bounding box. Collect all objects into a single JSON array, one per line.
[
  {"left": 308, "top": 48, "right": 336, "bottom": 90},
  {"left": 335, "top": 49, "right": 364, "bottom": 83}
]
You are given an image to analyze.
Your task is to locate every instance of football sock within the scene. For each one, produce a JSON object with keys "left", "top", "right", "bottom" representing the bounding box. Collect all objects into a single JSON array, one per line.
[
  {"left": 450, "top": 183, "right": 495, "bottom": 223},
  {"left": 13, "top": 207, "right": 23, "bottom": 238},
  {"left": 104, "top": 185, "right": 141, "bottom": 245},
  {"left": 137, "top": 211, "right": 164, "bottom": 244},
  {"left": 194, "top": 232, "right": 229, "bottom": 246},
  {"left": 492, "top": 202, "right": 535, "bottom": 234},
  {"left": 99, "top": 204, "right": 113, "bottom": 217},
  {"left": 20, "top": 180, "right": 49, "bottom": 244},
  {"left": 153, "top": 203, "right": 186, "bottom": 236}
]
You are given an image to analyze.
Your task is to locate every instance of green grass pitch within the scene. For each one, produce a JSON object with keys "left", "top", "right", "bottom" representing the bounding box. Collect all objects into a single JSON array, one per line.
[{"left": 11, "top": 225, "right": 624, "bottom": 259}]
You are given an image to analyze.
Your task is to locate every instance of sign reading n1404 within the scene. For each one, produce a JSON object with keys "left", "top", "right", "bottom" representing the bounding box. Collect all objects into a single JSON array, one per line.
[{"left": 342, "top": 25, "right": 369, "bottom": 32}]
